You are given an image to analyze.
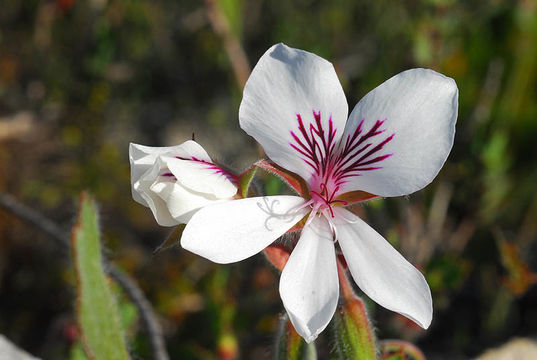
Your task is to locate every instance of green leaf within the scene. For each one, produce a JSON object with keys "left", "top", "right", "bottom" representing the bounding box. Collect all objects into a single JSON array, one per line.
[
  {"left": 275, "top": 316, "right": 317, "bottom": 360},
  {"left": 71, "top": 192, "right": 130, "bottom": 360},
  {"left": 70, "top": 342, "right": 89, "bottom": 360}
]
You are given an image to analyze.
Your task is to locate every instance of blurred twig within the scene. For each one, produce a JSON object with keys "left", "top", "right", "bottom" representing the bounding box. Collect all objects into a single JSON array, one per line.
[
  {"left": 204, "top": 0, "right": 268, "bottom": 160},
  {"left": 516, "top": 190, "right": 537, "bottom": 247},
  {"left": 468, "top": 58, "right": 504, "bottom": 131},
  {"left": 444, "top": 218, "right": 475, "bottom": 254},
  {"left": 33, "top": 2, "right": 55, "bottom": 50},
  {"left": 0, "top": 192, "right": 169, "bottom": 360},
  {"left": 400, "top": 182, "right": 475, "bottom": 265},
  {"left": 0, "top": 193, "right": 68, "bottom": 246},
  {"left": 204, "top": 0, "right": 251, "bottom": 89}
]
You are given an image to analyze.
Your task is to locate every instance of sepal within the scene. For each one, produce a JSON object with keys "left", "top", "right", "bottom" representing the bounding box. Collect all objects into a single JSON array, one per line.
[
  {"left": 332, "top": 261, "right": 376, "bottom": 360},
  {"left": 264, "top": 244, "right": 291, "bottom": 272},
  {"left": 254, "top": 160, "right": 309, "bottom": 197},
  {"left": 335, "top": 190, "right": 378, "bottom": 206},
  {"left": 275, "top": 315, "right": 317, "bottom": 360},
  {"left": 378, "top": 340, "right": 426, "bottom": 360},
  {"left": 152, "top": 224, "right": 186, "bottom": 255},
  {"left": 238, "top": 164, "right": 258, "bottom": 197}
]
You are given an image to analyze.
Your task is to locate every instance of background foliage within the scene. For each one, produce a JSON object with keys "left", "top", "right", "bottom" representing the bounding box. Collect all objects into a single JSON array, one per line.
[{"left": 1, "top": 0, "right": 537, "bottom": 359}]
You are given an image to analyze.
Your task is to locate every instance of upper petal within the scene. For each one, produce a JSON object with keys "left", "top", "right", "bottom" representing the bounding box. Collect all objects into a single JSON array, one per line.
[
  {"left": 279, "top": 216, "right": 339, "bottom": 343},
  {"left": 239, "top": 43, "right": 348, "bottom": 182},
  {"left": 164, "top": 157, "right": 237, "bottom": 199},
  {"left": 181, "top": 196, "right": 308, "bottom": 264},
  {"left": 334, "top": 208, "right": 433, "bottom": 329},
  {"left": 340, "top": 68, "right": 458, "bottom": 197},
  {"left": 129, "top": 141, "right": 212, "bottom": 204}
]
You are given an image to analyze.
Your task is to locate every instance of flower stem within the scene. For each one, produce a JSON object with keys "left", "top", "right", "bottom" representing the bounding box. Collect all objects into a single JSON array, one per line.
[{"left": 333, "top": 260, "right": 377, "bottom": 360}]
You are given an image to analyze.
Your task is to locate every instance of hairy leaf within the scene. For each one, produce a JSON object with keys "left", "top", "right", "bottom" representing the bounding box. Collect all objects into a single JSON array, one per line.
[{"left": 71, "top": 193, "right": 130, "bottom": 360}]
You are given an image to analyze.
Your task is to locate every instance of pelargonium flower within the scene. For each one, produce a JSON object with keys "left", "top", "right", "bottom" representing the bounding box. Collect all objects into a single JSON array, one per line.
[
  {"left": 181, "top": 43, "right": 458, "bottom": 342},
  {"left": 129, "top": 140, "right": 238, "bottom": 226}
]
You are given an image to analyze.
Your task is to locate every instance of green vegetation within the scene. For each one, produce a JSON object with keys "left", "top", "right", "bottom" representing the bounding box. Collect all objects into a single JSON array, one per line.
[
  {"left": 71, "top": 193, "right": 129, "bottom": 360},
  {"left": 1, "top": 0, "right": 537, "bottom": 358}
]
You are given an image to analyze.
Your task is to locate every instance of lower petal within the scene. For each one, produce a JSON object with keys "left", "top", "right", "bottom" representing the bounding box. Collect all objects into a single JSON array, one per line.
[
  {"left": 279, "top": 216, "right": 339, "bottom": 343},
  {"left": 181, "top": 196, "right": 308, "bottom": 264},
  {"left": 150, "top": 181, "right": 220, "bottom": 223},
  {"left": 334, "top": 208, "right": 433, "bottom": 329}
]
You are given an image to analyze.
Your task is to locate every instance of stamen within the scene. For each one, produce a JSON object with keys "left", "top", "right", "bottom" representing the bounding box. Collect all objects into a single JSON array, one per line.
[
  {"left": 304, "top": 203, "right": 321, "bottom": 228},
  {"left": 310, "top": 187, "right": 336, "bottom": 217},
  {"left": 322, "top": 211, "right": 339, "bottom": 243},
  {"left": 293, "top": 198, "right": 314, "bottom": 213}
]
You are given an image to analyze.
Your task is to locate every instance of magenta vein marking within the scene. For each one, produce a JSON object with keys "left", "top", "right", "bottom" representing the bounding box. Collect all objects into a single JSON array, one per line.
[
  {"left": 175, "top": 156, "right": 239, "bottom": 185},
  {"left": 289, "top": 111, "right": 395, "bottom": 192}
]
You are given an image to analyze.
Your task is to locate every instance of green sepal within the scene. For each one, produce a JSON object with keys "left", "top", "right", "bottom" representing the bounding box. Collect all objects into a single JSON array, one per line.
[
  {"left": 335, "top": 190, "right": 378, "bottom": 206},
  {"left": 378, "top": 340, "right": 426, "bottom": 360},
  {"left": 254, "top": 160, "right": 310, "bottom": 197},
  {"left": 332, "top": 303, "right": 376, "bottom": 360},
  {"left": 153, "top": 224, "right": 186, "bottom": 254},
  {"left": 238, "top": 164, "right": 258, "bottom": 197},
  {"left": 275, "top": 315, "right": 317, "bottom": 360},
  {"left": 332, "top": 262, "right": 377, "bottom": 360}
]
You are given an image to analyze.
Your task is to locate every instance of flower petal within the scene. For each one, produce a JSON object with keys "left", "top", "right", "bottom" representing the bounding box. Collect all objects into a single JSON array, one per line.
[
  {"left": 239, "top": 43, "right": 348, "bottom": 182},
  {"left": 334, "top": 208, "right": 433, "bottom": 329},
  {"left": 341, "top": 68, "right": 458, "bottom": 197},
  {"left": 150, "top": 180, "right": 222, "bottom": 224},
  {"left": 133, "top": 158, "right": 179, "bottom": 226},
  {"left": 181, "top": 196, "right": 308, "bottom": 264},
  {"left": 129, "top": 141, "right": 212, "bottom": 204},
  {"left": 165, "top": 157, "right": 237, "bottom": 199},
  {"left": 135, "top": 156, "right": 229, "bottom": 226},
  {"left": 280, "top": 216, "right": 339, "bottom": 343}
]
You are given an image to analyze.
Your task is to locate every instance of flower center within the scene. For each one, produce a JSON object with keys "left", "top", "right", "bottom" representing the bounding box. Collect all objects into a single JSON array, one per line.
[
  {"left": 309, "top": 182, "right": 348, "bottom": 218},
  {"left": 289, "top": 109, "right": 394, "bottom": 196},
  {"left": 289, "top": 109, "right": 394, "bottom": 225}
]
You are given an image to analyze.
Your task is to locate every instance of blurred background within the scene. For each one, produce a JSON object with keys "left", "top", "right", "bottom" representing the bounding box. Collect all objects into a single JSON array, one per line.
[{"left": 1, "top": 0, "right": 537, "bottom": 359}]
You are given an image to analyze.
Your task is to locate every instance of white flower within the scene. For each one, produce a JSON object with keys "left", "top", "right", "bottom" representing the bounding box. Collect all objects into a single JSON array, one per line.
[
  {"left": 129, "top": 140, "right": 238, "bottom": 226},
  {"left": 180, "top": 44, "right": 458, "bottom": 342}
]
